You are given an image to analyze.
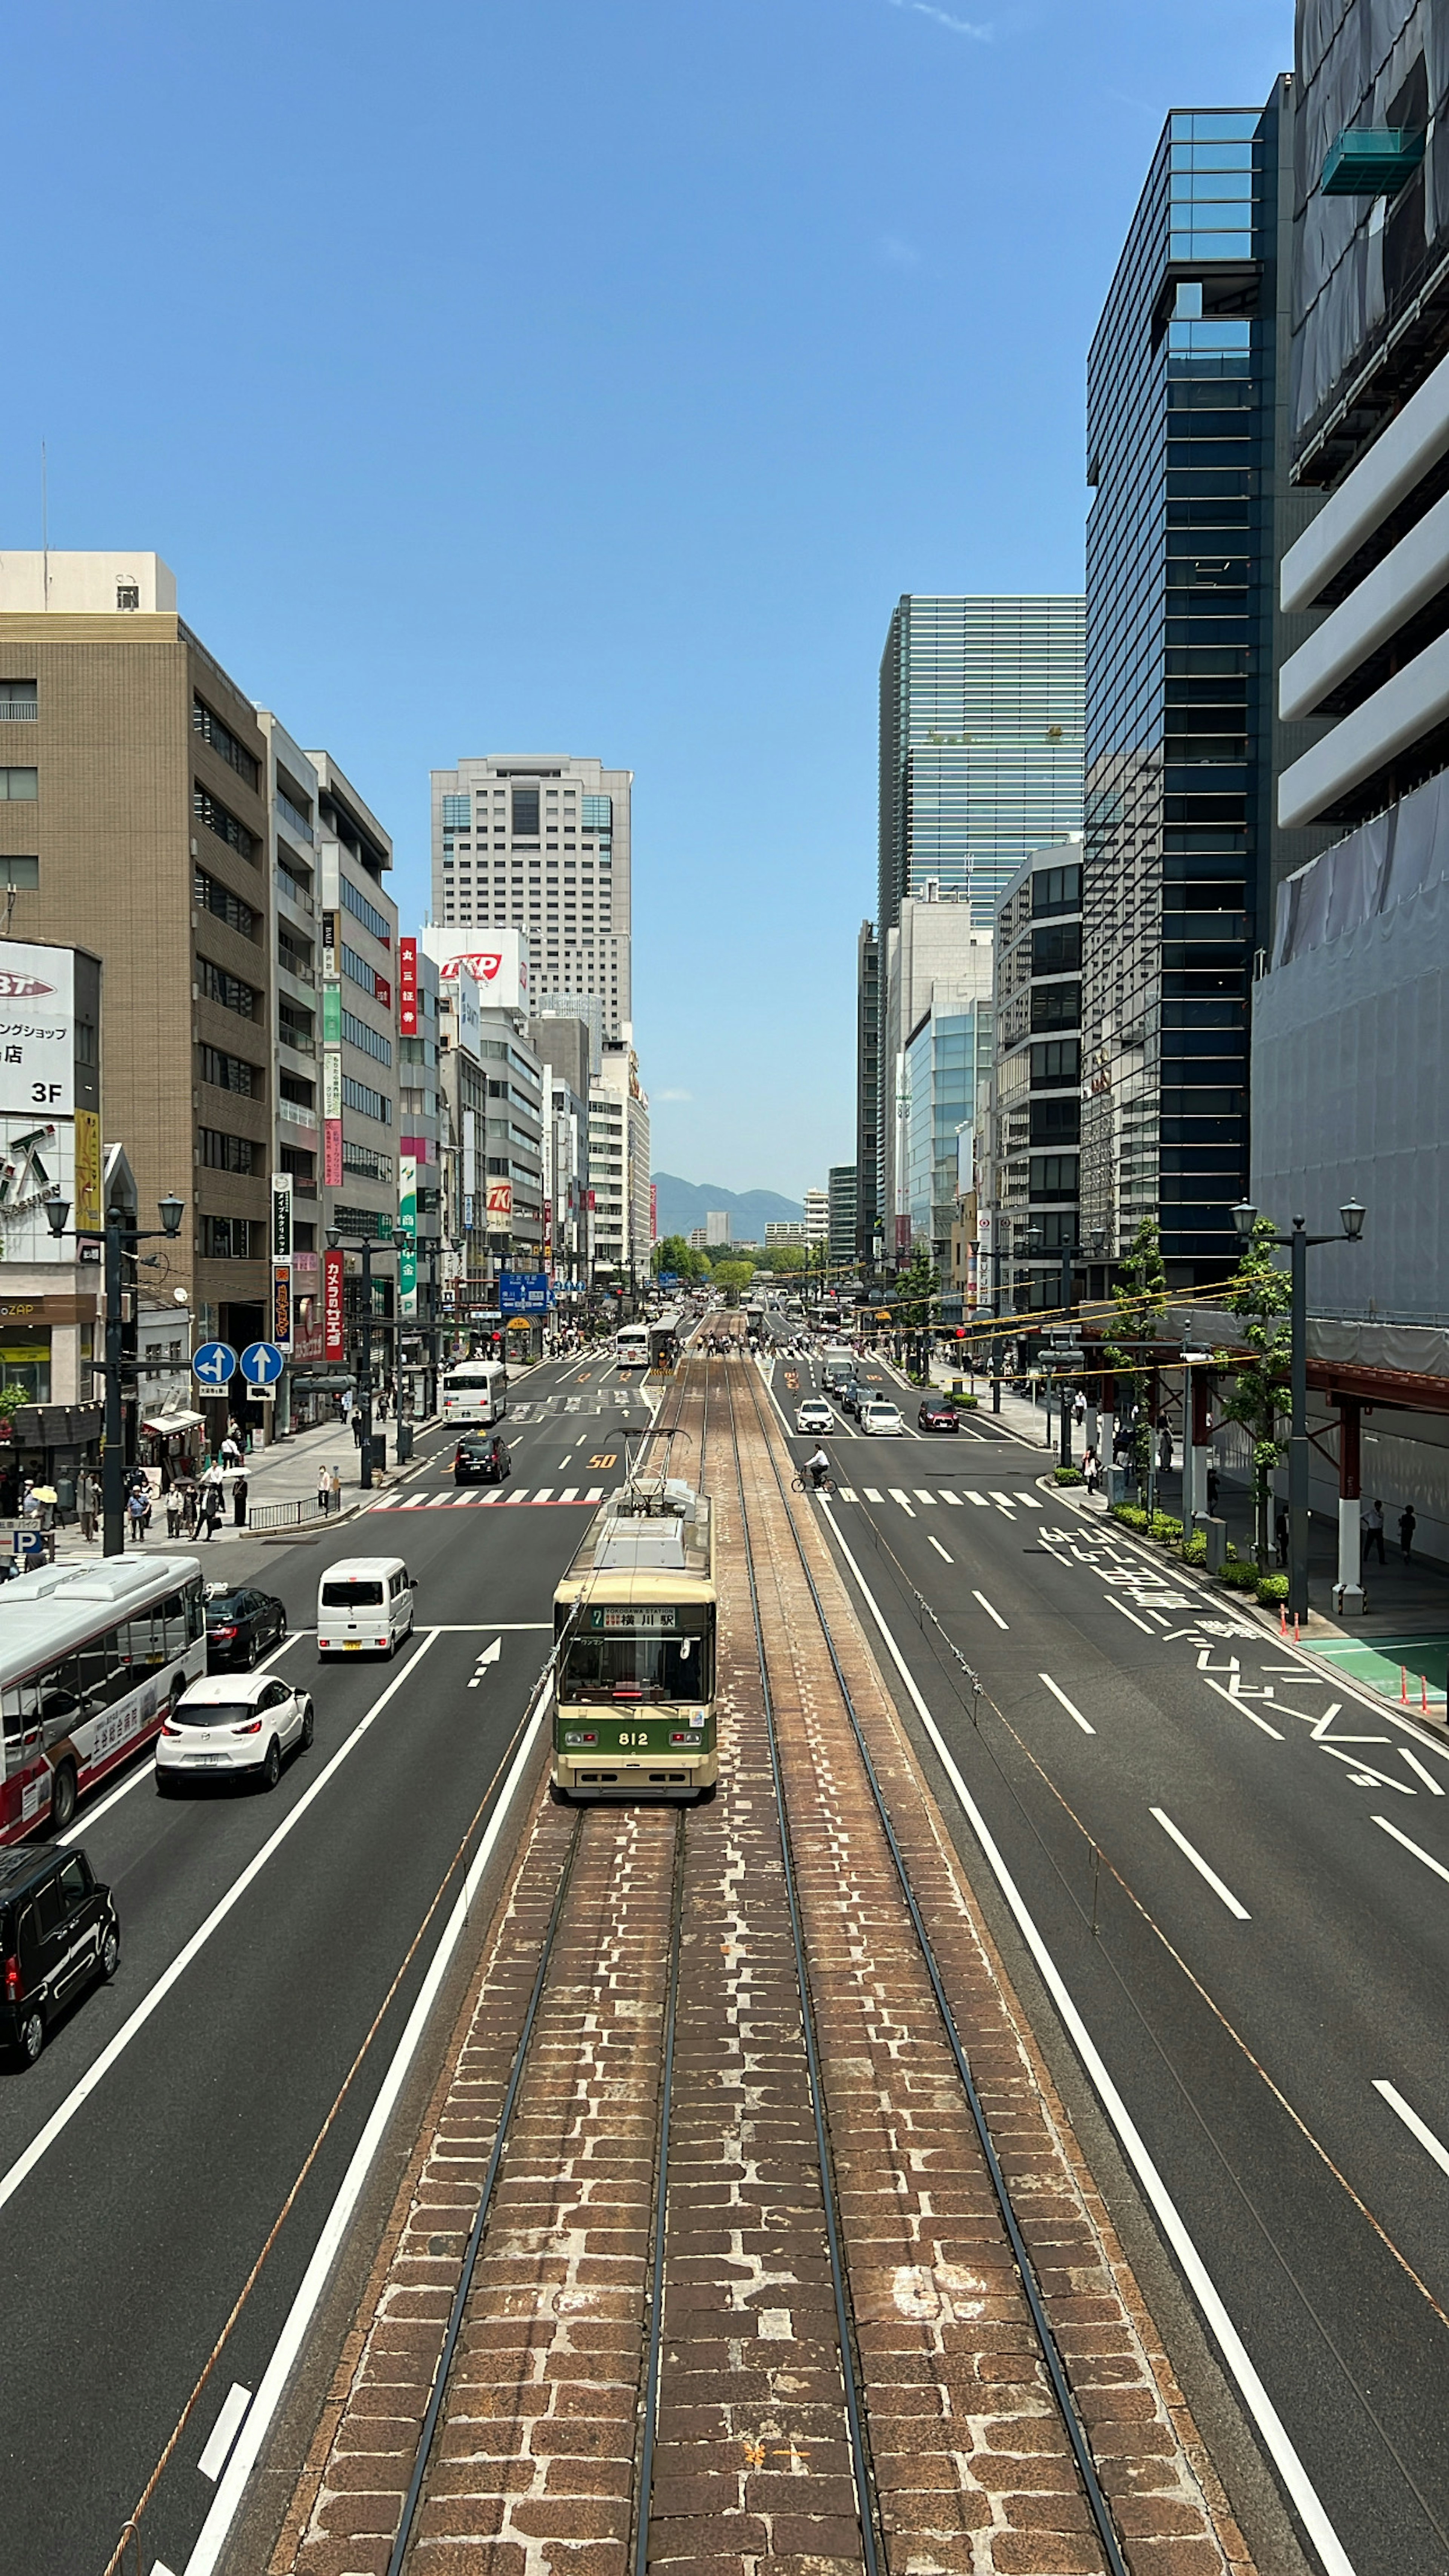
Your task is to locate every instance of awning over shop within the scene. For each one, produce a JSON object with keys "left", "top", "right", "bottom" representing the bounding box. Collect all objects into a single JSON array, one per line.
[{"left": 142, "top": 1409, "right": 206, "bottom": 1435}]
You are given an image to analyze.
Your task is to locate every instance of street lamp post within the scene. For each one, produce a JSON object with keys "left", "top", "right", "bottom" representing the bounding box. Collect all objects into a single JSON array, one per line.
[
  {"left": 1231, "top": 1197, "right": 1365, "bottom": 1621},
  {"left": 46, "top": 1190, "right": 186, "bottom": 1557},
  {"left": 328, "top": 1229, "right": 377, "bottom": 1491}
]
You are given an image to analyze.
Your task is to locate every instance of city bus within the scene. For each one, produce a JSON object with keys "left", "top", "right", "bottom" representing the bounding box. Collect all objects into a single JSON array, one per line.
[
  {"left": 441, "top": 1359, "right": 509, "bottom": 1429},
  {"left": 0, "top": 1554, "right": 207, "bottom": 1842},
  {"left": 615, "top": 1324, "right": 651, "bottom": 1370},
  {"left": 551, "top": 1474, "right": 716, "bottom": 1803}
]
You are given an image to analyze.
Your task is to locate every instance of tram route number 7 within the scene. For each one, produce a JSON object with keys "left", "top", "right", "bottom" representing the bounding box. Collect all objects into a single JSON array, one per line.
[{"left": 589, "top": 1453, "right": 617, "bottom": 1469}]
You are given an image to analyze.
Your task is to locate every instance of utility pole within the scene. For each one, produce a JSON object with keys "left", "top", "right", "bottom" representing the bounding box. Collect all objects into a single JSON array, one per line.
[{"left": 47, "top": 1190, "right": 187, "bottom": 1557}]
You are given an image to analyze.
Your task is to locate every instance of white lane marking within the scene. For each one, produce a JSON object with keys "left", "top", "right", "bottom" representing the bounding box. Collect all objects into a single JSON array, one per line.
[
  {"left": 1106, "top": 1595, "right": 1154, "bottom": 1636},
  {"left": 197, "top": 2381, "right": 252, "bottom": 2482},
  {"left": 818, "top": 1502, "right": 1360, "bottom": 2576},
  {"left": 888, "top": 1489, "right": 917, "bottom": 1518},
  {"left": 838, "top": 1488, "right": 858, "bottom": 1502},
  {"left": 1373, "top": 2079, "right": 1449, "bottom": 2180},
  {"left": 1040, "top": 1672, "right": 1094, "bottom": 1735},
  {"left": 1316, "top": 1743, "right": 1414, "bottom": 1794},
  {"left": 559, "top": 1486, "right": 579, "bottom": 1502},
  {"left": 989, "top": 1491, "right": 1017, "bottom": 1510},
  {"left": 928, "top": 1536, "right": 953, "bottom": 1563},
  {"left": 60, "top": 1634, "right": 299, "bottom": 1844},
  {"left": 183, "top": 1674, "right": 554, "bottom": 2576},
  {"left": 0, "top": 1635, "right": 440, "bottom": 2224},
  {"left": 1151, "top": 1808, "right": 1251, "bottom": 1920},
  {"left": 532, "top": 1487, "right": 553, "bottom": 1503},
  {"left": 1203, "top": 1676, "right": 1286, "bottom": 1740},
  {"left": 940, "top": 1490, "right": 963, "bottom": 1506},
  {"left": 972, "top": 1589, "right": 1008, "bottom": 1631},
  {"left": 864, "top": 1487, "right": 883, "bottom": 1503},
  {"left": 1400, "top": 1745, "right": 1444, "bottom": 1795},
  {"left": 1373, "top": 1813, "right": 1449, "bottom": 1886},
  {"left": 586, "top": 1486, "right": 604, "bottom": 1501},
  {"left": 912, "top": 1489, "right": 937, "bottom": 1506},
  {"left": 467, "top": 1639, "right": 503, "bottom": 1689},
  {"left": 966, "top": 1490, "right": 990, "bottom": 1507}
]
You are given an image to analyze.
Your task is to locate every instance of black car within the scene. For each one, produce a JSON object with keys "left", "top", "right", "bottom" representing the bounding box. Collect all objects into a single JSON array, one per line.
[
  {"left": 455, "top": 1436, "right": 511, "bottom": 1486},
  {"left": 205, "top": 1586, "right": 288, "bottom": 1670},
  {"left": 0, "top": 1843, "right": 119, "bottom": 2068},
  {"left": 918, "top": 1400, "right": 960, "bottom": 1432}
]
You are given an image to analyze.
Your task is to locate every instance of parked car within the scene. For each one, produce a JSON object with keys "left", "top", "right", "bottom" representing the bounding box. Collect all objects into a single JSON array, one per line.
[
  {"left": 795, "top": 1398, "right": 835, "bottom": 1434},
  {"left": 205, "top": 1585, "right": 288, "bottom": 1670},
  {"left": 860, "top": 1401, "right": 905, "bottom": 1435},
  {"left": 0, "top": 1843, "right": 120, "bottom": 2068},
  {"left": 455, "top": 1436, "right": 511, "bottom": 1486},
  {"left": 918, "top": 1400, "right": 960, "bottom": 1433},
  {"left": 156, "top": 1672, "right": 315, "bottom": 1794}
]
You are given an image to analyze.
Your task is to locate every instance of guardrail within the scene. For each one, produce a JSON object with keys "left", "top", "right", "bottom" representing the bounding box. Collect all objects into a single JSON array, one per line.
[{"left": 245, "top": 1496, "right": 328, "bottom": 1533}]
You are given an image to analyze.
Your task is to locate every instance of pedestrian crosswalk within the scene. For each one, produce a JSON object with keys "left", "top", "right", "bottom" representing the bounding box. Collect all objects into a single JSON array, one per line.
[
  {"left": 363, "top": 1486, "right": 606, "bottom": 1512},
  {"left": 834, "top": 1486, "right": 1020, "bottom": 1517}
]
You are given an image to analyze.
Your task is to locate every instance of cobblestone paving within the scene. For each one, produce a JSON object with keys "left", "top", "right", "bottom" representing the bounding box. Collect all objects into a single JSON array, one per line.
[{"left": 270, "top": 1353, "right": 1257, "bottom": 2576}]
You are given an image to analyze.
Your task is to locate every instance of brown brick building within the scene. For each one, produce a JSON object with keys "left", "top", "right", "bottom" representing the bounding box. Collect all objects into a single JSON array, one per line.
[{"left": 0, "top": 554, "right": 271, "bottom": 1353}]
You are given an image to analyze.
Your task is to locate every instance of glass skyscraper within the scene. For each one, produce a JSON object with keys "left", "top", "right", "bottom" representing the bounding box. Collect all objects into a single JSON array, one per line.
[
  {"left": 1080, "top": 83, "right": 1329, "bottom": 1283},
  {"left": 878, "top": 596, "right": 1085, "bottom": 936}
]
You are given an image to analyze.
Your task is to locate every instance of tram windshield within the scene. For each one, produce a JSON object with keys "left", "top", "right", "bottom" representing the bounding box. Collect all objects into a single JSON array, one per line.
[{"left": 559, "top": 1625, "right": 713, "bottom": 1706}]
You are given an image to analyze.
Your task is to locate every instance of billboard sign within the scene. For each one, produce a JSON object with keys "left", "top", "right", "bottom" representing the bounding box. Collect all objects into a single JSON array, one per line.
[
  {"left": 398, "top": 1155, "right": 417, "bottom": 1317},
  {"left": 421, "top": 926, "right": 529, "bottom": 1014},
  {"left": 485, "top": 1179, "right": 513, "bottom": 1222},
  {"left": 271, "top": 1172, "right": 293, "bottom": 1260},
  {"left": 324, "top": 1247, "right": 346, "bottom": 1361},
  {"left": 272, "top": 1261, "right": 292, "bottom": 1349},
  {"left": 398, "top": 936, "right": 419, "bottom": 1037},
  {"left": 0, "top": 945, "right": 74, "bottom": 1116}
]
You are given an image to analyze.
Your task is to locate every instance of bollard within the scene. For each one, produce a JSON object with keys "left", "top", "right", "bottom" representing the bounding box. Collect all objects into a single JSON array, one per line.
[
  {"left": 1423, "top": 1674, "right": 1431, "bottom": 1715},
  {"left": 1402, "top": 1665, "right": 1410, "bottom": 1704},
  {"left": 1293, "top": 1613, "right": 1301, "bottom": 1644},
  {"left": 1280, "top": 1601, "right": 1287, "bottom": 1638}
]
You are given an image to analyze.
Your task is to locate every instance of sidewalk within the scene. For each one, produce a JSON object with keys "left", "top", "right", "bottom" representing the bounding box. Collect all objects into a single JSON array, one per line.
[{"left": 44, "top": 1413, "right": 436, "bottom": 1561}]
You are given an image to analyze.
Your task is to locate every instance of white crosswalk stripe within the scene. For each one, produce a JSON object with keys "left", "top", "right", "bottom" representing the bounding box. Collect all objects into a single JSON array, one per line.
[
  {"left": 864, "top": 1487, "right": 883, "bottom": 1501},
  {"left": 838, "top": 1487, "right": 858, "bottom": 1502},
  {"left": 941, "top": 1490, "right": 963, "bottom": 1506},
  {"left": 912, "top": 1489, "right": 936, "bottom": 1505},
  {"left": 966, "top": 1491, "right": 990, "bottom": 1506},
  {"left": 888, "top": 1488, "right": 916, "bottom": 1517}
]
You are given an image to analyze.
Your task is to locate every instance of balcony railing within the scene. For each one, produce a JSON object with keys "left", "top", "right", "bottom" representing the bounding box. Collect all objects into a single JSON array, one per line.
[
  {"left": 278, "top": 948, "right": 316, "bottom": 987},
  {"left": 278, "top": 1026, "right": 315, "bottom": 1057},
  {"left": 277, "top": 1095, "right": 318, "bottom": 1130},
  {"left": 274, "top": 867, "right": 315, "bottom": 918},
  {"left": 276, "top": 792, "right": 315, "bottom": 845},
  {"left": 0, "top": 702, "right": 38, "bottom": 721}
]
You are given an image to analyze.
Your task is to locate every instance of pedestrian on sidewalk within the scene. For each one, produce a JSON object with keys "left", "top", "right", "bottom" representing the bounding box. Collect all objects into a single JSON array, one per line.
[
  {"left": 351, "top": 1411, "right": 363, "bottom": 1448},
  {"left": 220, "top": 1426, "right": 242, "bottom": 1469},
  {"left": 1082, "top": 1445, "right": 1101, "bottom": 1496},
  {"left": 1157, "top": 1420, "right": 1173, "bottom": 1474},
  {"left": 200, "top": 1478, "right": 223, "bottom": 1542},
  {"left": 77, "top": 1467, "right": 99, "bottom": 1543},
  {"left": 317, "top": 1463, "right": 332, "bottom": 1518},
  {"left": 165, "top": 1486, "right": 183, "bottom": 1540},
  {"left": 1274, "top": 1503, "right": 1289, "bottom": 1566},
  {"left": 232, "top": 1473, "right": 248, "bottom": 1529},
  {"left": 329, "top": 1465, "right": 342, "bottom": 1514},
  {"left": 1363, "top": 1497, "right": 1386, "bottom": 1565},
  {"left": 1400, "top": 1503, "right": 1417, "bottom": 1563},
  {"left": 126, "top": 1484, "right": 150, "bottom": 1545}
]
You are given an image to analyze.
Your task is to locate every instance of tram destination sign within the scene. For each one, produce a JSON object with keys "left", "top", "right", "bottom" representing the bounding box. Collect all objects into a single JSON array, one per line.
[{"left": 591, "top": 1606, "right": 678, "bottom": 1632}]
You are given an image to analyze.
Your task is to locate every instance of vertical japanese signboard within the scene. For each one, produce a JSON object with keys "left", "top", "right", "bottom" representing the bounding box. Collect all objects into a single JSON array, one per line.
[
  {"left": 324, "top": 1247, "right": 346, "bottom": 1362},
  {"left": 74, "top": 1108, "right": 102, "bottom": 1232},
  {"left": 463, "top": 1106, "right": 476, "bottom": 1234},
  {"left": 323, "top": 1048, "right": 343, "bottom": 1189},
  {"left": 271, "top": 1172, "right": 294, "bottom": 1349},
  {"left": 272, "top": 1264, "right": 292, "bottom": 1348},
  {"left": 398, "top": 937, "right": 418, "bottom": 1038},
  {"left": 650, "top": 1182, "right": 657, "bottom": 1244},
  {"left": 398, "top": 1155, "right": 417, "bottom": 1316}
]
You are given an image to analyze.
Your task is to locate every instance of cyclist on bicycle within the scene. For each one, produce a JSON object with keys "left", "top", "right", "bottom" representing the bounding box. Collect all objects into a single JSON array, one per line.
[{"left": 806, "top": 1445, "right": 832, "bottom": 1494}]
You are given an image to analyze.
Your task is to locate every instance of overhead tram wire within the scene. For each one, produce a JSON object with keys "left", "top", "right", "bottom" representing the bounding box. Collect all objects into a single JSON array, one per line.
[{"left": 732, "top": 1357, "right": 1134, "bottom": 2576}]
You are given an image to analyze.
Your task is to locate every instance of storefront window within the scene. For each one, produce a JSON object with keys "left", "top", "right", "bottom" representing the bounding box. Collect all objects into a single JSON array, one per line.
[{"left": 0, "top": 1333, "right": 51, "bottom": 1404}]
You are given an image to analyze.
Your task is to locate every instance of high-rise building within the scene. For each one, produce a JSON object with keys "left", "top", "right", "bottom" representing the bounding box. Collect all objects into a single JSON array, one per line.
[
  {"left": 880, "top": 896, "right": 994, "bottom": 1268},
  {"left": 988, "top": 840, "right": 1086, "bottom": 1312},
  {"left": 430, "top": 754, "right": 632, "bottom": 1038},
  {"left": 803, "top": 1189, "right": 828, "bottom": 1246},
  {"left": 855, "top": 923, "right": 881, "bottom": 1263},
  {"left": 589, "top": 1038, "right": 651, "bottom": 1278},
  {"left": 878, "top": 596, "right": 1085, "bottom": 939},
  {"left": 828, "top": 1166, "right": 858, "bottom": 1269},
  {"left": 1080, "top": 83, "right": 1329, "bottom": 1286}
]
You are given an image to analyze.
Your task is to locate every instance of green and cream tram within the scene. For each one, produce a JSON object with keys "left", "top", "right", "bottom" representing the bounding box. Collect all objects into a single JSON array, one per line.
[{"left": 552, "top": 1475, "right": 716, "bottom": 1802}]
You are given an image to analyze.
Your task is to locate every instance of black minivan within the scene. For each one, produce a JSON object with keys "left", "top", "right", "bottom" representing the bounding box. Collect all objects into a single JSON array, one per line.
[{"left": 0, "top": 1845, "right": 120, "bottom": 2068}]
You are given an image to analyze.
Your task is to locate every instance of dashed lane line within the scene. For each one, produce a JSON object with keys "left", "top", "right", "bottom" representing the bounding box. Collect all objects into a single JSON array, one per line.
[
  {"left": 1151, "top": 1807, "right": 1251, "bottom": 1921},
  {"left": 1373, "top": 2080, "right": 1449, "bottom": 2181},
  {"left": 1040, "top": 1672, "right": 1095, "bottom": 1736}
]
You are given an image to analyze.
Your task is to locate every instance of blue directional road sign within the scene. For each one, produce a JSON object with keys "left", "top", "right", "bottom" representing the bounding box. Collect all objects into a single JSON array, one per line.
[
  {"left": 193, "top": 1341, "right": 237, "bottom": 1388},
  {"left": 240, "top": 1340, "right": 286, "bottom": 1387}
]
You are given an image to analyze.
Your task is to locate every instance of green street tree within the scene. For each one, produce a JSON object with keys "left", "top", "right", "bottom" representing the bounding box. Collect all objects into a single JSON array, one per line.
[
  {"left": 1102, "top": 1216, "right": 1167, "bottom": 1484},
  {"left": 1214, "top": 1213, "right": 1292, "bottom": 1570}
]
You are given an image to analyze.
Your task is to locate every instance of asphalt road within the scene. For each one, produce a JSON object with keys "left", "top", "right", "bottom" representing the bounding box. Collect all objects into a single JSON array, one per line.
[
  {"left": 0, "top": 1348, "right": 657, "bottom": 2576},
  {"left": 768, "top": 1330, "right": 1449, "bottom": 2576}
]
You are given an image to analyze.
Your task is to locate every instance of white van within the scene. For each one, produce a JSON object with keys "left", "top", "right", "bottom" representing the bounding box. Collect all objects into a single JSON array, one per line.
[{"left": 316, "top": 1557, "right": 417, "bottom": 1660}]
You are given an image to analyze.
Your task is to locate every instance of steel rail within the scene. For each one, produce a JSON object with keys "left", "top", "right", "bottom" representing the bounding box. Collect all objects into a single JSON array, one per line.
[
  {"left": 722, "top": 1355, "right": 885, "bottom": 2576},
  {"left": 733, "top": 1354, "right": 1132, "bottom": 2576}
]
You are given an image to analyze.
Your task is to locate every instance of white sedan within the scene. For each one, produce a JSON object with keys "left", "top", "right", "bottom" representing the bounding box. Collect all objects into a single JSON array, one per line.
[
  {"left": 860, "top": 1401, "right": 905, "bottom": 1435},
  {"left": 156, "top": 1672, "right": 314, "bottom": 1794},
  {"left": 795, "top": 1398, "right": 836, "bottom": 1434}
]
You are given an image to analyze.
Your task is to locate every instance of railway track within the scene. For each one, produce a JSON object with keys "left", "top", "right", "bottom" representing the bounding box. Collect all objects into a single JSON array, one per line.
[{"left": 281, "top": 1337, "right": 1240, "bottom": 2576}]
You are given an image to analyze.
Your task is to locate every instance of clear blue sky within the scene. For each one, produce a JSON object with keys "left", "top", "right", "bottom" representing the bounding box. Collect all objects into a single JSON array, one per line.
[{"left": 5, "top": 0, "right": 1292, "bottom": 1197}]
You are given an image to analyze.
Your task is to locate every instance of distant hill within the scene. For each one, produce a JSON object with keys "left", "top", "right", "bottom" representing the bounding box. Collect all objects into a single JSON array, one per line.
[{"left": 651, "top": 1173, "right": 804, "bottom": 1243}]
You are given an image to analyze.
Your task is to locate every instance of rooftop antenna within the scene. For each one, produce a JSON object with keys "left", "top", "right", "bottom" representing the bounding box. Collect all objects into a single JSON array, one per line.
[{"left": 41, "top": 440, "right": 48, "bottom": 608}]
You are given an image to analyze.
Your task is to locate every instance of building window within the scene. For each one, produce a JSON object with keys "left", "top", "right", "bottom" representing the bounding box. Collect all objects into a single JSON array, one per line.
[
  {"left": 194, "top": 786, "right": 258, "bottom": 865},
  {"left": 194, "top": 868, "right": 257, "bottom": 941},
  {"left": 1030, "top": 982, "right": 1081, "bottom": 1033},
  {"left": 340, "top": 940, "right": 385, "bottom": 999},
  {"left": 441, "top": 795, "right": 471, "bottom": 828},
  {"left": 0, "top": 857, "right": 38, "bottom": 889},
  {"left": 279, "top": 1144, "right": 315, "bottom": 1184},
  {"left": 0, "top": 769, "right": 37, "bottom": 799},
  {"left": 0, "top": 682, "right": 37, "bottom": 720},
  {"left": 200, "top": 959, "right": 259, "bottom": 1020},
  {"left": 1029, "top": 1038, "right": 1081, "bottom": 1084},
  {"left": 339, "top": 875, "right": 391, "bottom": 946},
  {"left": 340, "top": 1006, "right": 392, "bottom": 1067},
  {"left": 341, "top": 1073, "right": 391, "bottom": 1123},
  {"left": 1031, "top": 864, "right": 1082, "bottom": 916},
  {"left": 116, "top": 582, "right": 139, "bottom": 611},
  {"left": 200, "top": 1215, "right": 260, "bottom": 1260},
  {"left": 1028, "top": 1155, "right": 1079, "bottom": 1201},
  {"left": 582, "top": 794, "right": 612, "bottom": 833},
  {"left": 342, "top": 1140, "right": 394, "bottom": 1182},
  {"left": 200, "top": 1045, "right": 260, "bottom": 1098},
  {"left": 199, "top": 1129, "right": 256, "bottom": 1173},
  {"left": 192, "top": 696, "right": 260, "bottom": 791},
  {"left": 511, "top": 785, "right": 540, "bottom": 837}
]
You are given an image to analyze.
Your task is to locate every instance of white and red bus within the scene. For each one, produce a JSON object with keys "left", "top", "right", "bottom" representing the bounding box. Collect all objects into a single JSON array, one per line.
[
  {"left": 0, "top": 1554, "right": 206, "bottom": 1842},
  {"left": 441, "top": 1360, "right": 509, "bottom": 1430}
]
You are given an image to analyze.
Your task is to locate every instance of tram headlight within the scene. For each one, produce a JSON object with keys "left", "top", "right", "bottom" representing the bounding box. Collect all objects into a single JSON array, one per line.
[{"left": 565, "top": 1731, "right": 597, "bottom": 1747}]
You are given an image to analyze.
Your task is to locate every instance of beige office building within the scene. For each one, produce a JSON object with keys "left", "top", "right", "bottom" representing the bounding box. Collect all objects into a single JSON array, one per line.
[{"left": 431, "top": 753, "right": 632, "bottom": 1038}]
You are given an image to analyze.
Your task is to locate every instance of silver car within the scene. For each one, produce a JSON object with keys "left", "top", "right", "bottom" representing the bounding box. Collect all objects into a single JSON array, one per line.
[
  {"left": 156, "top": 1671, "right": 314, "bottom": 1794},
  {"left": 860, "top": 1401, "right": 905, "bottom": 1435}
]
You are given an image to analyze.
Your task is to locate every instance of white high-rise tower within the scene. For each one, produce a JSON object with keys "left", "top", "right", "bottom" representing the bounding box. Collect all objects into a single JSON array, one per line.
[{"left": 431, "top": 754, "right": 632, "bottom": 1039}]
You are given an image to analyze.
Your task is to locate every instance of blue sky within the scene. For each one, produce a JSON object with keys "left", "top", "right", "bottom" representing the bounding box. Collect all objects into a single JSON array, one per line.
[{"left": 5, "top": 0, "right": 1292, "bottom": 1196}]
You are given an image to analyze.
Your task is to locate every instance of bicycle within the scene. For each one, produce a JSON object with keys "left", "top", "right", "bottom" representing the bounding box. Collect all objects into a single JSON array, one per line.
[{"left": 792, "top": 1470, "right": 834, "bottom": 1501}]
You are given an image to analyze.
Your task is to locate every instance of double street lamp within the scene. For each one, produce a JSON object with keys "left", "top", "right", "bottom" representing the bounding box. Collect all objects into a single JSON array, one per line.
[
  {"left": 45, "top": 1190, "right": 186, "bottom": 1558},
  {"left": 1230, "top": 1196, "right": 1366, "bottom": 1621}
]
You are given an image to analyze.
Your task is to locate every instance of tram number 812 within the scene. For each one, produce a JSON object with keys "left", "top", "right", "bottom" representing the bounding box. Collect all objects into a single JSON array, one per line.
[{"left": 617, "top": 1730, "right": 651, "bottom": 1747}]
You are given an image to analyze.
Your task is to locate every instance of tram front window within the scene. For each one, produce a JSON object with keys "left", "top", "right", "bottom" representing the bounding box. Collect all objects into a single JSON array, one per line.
[{"left": 560, "top": 1633, "right": 711, "bottom": 1705}]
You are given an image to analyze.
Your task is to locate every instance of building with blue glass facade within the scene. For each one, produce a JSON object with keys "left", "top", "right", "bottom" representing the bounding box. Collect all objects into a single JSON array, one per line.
[{"left": 1080, "top": 82, "right": 1330, "bottom": 1287}]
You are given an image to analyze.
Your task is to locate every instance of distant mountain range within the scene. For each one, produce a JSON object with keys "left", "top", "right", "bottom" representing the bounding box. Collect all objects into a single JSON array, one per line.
[{"left": 651, "top": 1173, "right": 804, "bottom": 1242}]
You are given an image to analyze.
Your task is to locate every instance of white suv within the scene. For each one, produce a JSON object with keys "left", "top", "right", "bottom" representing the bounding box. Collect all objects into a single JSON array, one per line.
[
  {"left": 860, "top": 1401, "right": 904, "bottom": 1435},
  {"left": 157, "top": 1672, "right": 314, "bottom": 1794}
]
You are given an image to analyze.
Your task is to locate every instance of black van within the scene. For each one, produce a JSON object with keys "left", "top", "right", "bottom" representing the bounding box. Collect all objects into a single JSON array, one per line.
[{"left": 0, "top": 1845, "right": 120, "bottom": 2068}]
